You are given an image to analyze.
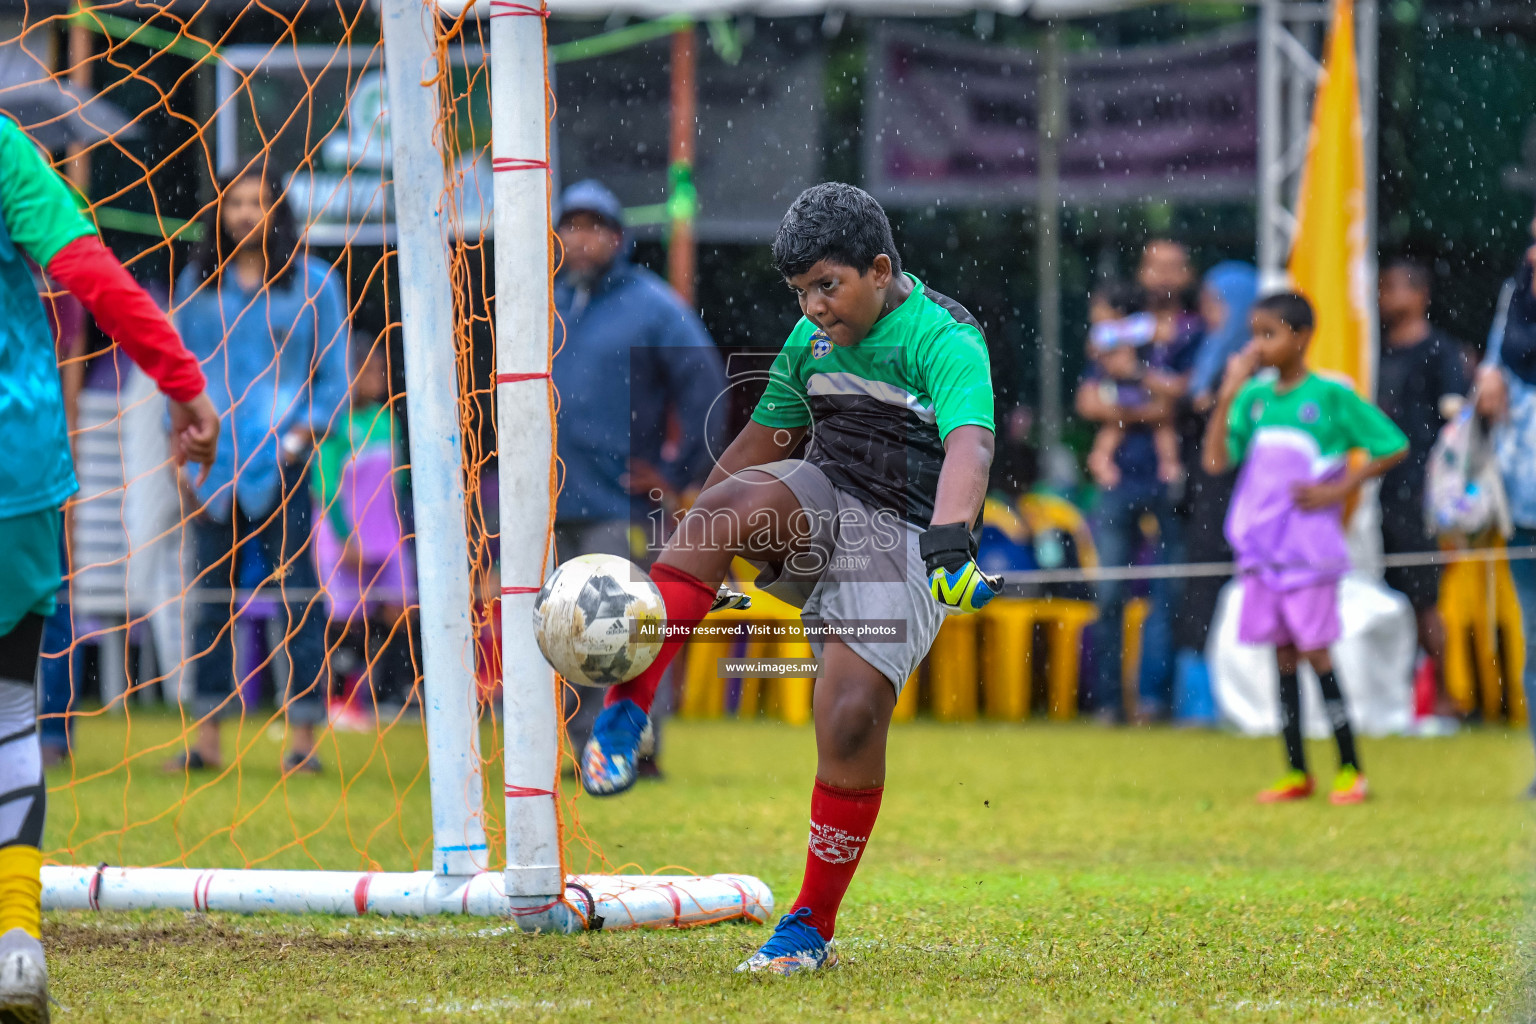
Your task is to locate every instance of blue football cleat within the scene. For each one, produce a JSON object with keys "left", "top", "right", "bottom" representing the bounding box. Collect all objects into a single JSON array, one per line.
[
  {"left": 580, "top": 699, "right": 652, "bottom": 797},
  {"left": 735, "top": 907, "right": 838, "bottom": 975}
]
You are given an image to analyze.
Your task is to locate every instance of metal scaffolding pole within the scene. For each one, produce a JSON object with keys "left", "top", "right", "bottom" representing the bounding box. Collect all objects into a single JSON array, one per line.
[
  {"left": 1036, "top": 22, "right": 1064, "bottom": 459},
  {"left": 1256, "top": 0, "right": 1378, "bottom": 310},
  {"left": 667, "top": 24, "right": 698, "bottom": 305}
]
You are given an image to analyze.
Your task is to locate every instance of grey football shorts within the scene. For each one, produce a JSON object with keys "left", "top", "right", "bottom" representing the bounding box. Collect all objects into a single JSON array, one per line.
[{"left": 744, "top": 459, "right": 948, "bottom": 694}]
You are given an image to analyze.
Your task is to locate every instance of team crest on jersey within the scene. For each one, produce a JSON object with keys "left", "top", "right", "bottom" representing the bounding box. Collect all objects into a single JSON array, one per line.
[
  {"left": 810, "top": 329, "right": 832, "bottom": 359},
  {"left": 1299, "top": 402, "right": 1320, "bottom": 424},
  {"left": 1249, "top": 399, "right": 1265, "bottom": 422}
]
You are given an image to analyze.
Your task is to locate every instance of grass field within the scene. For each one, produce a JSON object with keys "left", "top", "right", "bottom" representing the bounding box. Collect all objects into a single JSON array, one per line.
[{"left": 39, "top": 712, "right": 1536, "bottom": 1022}]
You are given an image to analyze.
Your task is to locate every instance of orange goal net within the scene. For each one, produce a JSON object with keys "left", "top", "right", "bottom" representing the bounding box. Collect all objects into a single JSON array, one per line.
[{"left": 5, "top": 0, "right": 573, "bottom": 886}]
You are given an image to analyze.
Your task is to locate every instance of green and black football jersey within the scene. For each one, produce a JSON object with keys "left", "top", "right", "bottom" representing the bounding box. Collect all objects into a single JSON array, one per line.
[{"left": 751, "top": 274, "right": 995, "bottom": 525}]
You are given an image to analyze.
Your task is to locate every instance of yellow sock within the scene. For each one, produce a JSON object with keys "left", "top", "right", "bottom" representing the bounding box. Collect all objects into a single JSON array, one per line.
[{"left": 0, "top": 846, "right": 42, "bottom": 939}]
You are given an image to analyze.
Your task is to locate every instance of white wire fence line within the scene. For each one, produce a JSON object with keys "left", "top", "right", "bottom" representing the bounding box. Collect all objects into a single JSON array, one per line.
[
  {"left": 995, "top": 544, "right": 1536, "bottom": 587},
  {"left": 159, "top": 545, "right": 1536, "bottom": 603}
]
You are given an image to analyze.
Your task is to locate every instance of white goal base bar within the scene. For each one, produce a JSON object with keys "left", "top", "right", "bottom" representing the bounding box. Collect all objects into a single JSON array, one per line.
[{"left": 43, "top": 867, "right": 773, "bottom": 933}]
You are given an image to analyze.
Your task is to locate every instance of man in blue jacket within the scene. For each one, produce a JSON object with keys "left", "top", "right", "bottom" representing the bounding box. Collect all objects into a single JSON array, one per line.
[{"left": 552, "top": 180, "right": 726, "bottom": 774}]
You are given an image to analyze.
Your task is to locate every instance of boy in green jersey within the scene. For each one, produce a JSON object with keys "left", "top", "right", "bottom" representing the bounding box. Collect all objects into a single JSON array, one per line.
[
  {"left": 1203, "top": 293, "right": 1407, "bottom": 806},
  {"left": 580, "top": 183, "right": 998, "bottom": 974}
]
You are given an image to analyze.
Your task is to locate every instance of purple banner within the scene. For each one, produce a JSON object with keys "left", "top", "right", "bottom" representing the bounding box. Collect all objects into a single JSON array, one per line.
[{"left": 866, "top": 27, "right": 1258, "bottom": 206}]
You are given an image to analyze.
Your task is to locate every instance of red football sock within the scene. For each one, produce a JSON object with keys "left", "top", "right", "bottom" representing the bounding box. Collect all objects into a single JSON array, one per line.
[
  {"left": 790, "top": 779, "right": 884, "bottom": 941},
  {"left": 605, "top": 562, "right": 716, "bottom": 714}
]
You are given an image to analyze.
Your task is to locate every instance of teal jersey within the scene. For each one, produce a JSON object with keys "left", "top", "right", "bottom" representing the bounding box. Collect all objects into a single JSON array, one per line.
[
  {"left": 753, "top": 275, "right": 994, "bottom": 524},
  {"left": 0, "top": 507, "right": 62, "bottom": 634},
  {"left": 0, "top": 115, "right": 99, "bottom": 517}
]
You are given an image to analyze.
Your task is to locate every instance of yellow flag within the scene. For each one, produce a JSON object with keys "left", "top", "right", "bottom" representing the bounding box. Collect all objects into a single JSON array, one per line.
[{"left": 1287, "top": 0, "right": 1370, "bottom": 396}]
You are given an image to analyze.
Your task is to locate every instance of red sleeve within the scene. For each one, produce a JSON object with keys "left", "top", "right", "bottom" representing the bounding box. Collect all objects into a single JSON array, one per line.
[{"left": 45, "top": 235, "right": 206, "bottom": 403}]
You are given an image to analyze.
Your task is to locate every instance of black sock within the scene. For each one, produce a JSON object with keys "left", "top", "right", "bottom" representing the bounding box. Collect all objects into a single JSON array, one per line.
[
  {"left": 368, "top": 618, "right": 417, "bottom": 707},
  {"left": 1316, "top": 669, "right": 1359, "bottom": 771},
  {"left": 1278, "top": 669, "right": 1306, "bottom": 773}
]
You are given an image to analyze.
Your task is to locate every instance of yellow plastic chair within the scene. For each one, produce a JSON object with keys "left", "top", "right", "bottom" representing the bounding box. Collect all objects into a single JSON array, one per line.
[
  {"left": 677, "top": 560, "right": 778, "bottom": 720},
  {"left": 893, "top": 669, "right": 921, "bottom": 722},
  {"left": 738, "top": 628, "right": 814, "bottom": 726},
  {"left": 1121, "top": 598, "right": 1149, "bottom": 719},
  {"left": 928, "top": 615, "right": 980, "bottom": 721},
  {"left": 736, "top": 674, "right": 764, "bottom": 718},
  {"left": 897, "top": 490, "right": 1114, "bottom": 723},
  {"left": 771, "top": 642, "right": 816, "bottom": 725},
  {"left": 679, "top": 559, "right": 817, "bottom": 724},
  {"left": 685, "top": 567, "right": 1145, "bottom": 728},
  {"left": 979, "top": 599, "right": 1038, "bottom": 721},
  {"left": 1041, "top": 599, "right": 1098, "bottom": 720},
  {"left": 1440, "top": 545, "right": 1527, "bottom": 724},
  {"left": 970, "top": 597, "right": 1100, "bottom": 722},
  {"left": 741, "top": 579, "right": 814, "bottom": 724},
  {"left": 677, "top": 611, "right": 735, "bottom": 719}
]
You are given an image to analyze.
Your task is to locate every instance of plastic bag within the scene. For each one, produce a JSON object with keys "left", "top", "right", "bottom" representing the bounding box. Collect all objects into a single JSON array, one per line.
[{"left": 1423, "top": 393, "right": 1512, "bottom": 539}]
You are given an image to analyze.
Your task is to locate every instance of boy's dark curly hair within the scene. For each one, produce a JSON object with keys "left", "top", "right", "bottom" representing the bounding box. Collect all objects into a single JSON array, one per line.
[
  {"left": 771, "top": 182, "right": 901, "bottom": 279},
  {"left": 1254, "top": 291, "right": 1316, "bottom": 333}
]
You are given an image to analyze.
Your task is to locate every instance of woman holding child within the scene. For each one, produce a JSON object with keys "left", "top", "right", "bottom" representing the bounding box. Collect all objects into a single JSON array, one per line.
[{"left": 1074, "top": 241, "right": 1200, "bottom": 724}]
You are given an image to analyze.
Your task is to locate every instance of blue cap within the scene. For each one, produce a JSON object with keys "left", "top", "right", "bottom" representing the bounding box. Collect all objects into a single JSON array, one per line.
[{"left": 557, "top": 179, "right": 624, "bottom": 231}]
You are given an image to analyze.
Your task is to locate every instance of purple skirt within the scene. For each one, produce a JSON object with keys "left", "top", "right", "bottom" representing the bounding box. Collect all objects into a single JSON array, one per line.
[{"left": 314, "top": 451, "right": 417, "bottom": 621}]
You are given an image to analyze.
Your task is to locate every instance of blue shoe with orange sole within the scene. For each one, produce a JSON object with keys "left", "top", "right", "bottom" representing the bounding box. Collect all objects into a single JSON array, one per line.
[
  {"left": 580, "top": 699, "right": 652, "bottom": 797},
  {"left": 736, "top": 907, "right": 838, "bottom": 975}
]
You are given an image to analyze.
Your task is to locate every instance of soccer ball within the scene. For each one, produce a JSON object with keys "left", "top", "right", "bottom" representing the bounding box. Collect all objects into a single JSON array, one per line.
[{"left": 532, "top": 554, "right": 666, "bottom": 687}]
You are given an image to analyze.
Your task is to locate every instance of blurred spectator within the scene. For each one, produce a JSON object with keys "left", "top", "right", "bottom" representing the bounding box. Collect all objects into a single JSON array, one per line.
[
  {"left": 41, "top": 281, "right": 196, "bottom": 762},
  {"left": 1474, "top": 211, "right": 1536, "bottom": 793},
  {"left": 979, "top": 406, "right": 1096, "bottom": 603},
  {"left": 551, "top": 180, "right": 725, "bottom": 769},
  {"left": 35, "top": 277, "right": 84, "bottom": 766},
  {"left": 1175, "top": 261, "right": 1257, "bottom": 720},
  {"left": 1076, "top": 241, "right": 1200, "bottom": 723},
  {"left": 1189, "top": 262, "right": 1259, "bottom": 408},
  {"left": 1138, "top": 239, "right": 1205, "bottom": 392},
  {"left": 1083, "top": 283, "right": 1180, "bottom": 491},
  {"left": 1136, "top": 239, "right": 1204, "bottom": 719},
  {"left": 1376, "top": 259, "right": 1467, "bottom": 715},
  {"left": 168, "top": 170, "right": 349, "bottom": 774},
  {"left": 311, "top": 338, "right": 418, "bottom": 719}
]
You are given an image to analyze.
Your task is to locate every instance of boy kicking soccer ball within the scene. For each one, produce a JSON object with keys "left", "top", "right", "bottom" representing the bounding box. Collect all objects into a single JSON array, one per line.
[
  {"left": 1202, "top": 292, "right": 1406, "bottom": 806},
  {"left": 579, "top": 182, "right": 998, "bottom": 974}
]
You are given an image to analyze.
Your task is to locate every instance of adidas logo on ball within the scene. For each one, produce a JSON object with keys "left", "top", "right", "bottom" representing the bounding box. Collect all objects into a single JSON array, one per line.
[{"left": 533, "top": 553, "right": 667, "bottom": 687}]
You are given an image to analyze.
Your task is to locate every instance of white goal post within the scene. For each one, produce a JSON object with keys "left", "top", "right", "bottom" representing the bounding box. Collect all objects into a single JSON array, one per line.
[{"left": 40, "top": 0, "right": 772, "bottom": 932}]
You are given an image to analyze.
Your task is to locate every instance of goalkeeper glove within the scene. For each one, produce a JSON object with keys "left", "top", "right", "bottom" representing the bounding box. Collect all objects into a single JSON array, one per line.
[{"left": 920, "top": 522, "right": 1001, "bottom": 614}]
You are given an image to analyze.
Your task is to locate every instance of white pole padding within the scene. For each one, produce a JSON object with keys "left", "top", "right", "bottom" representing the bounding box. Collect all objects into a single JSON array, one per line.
[
  {"left": 378, "top": 0, "right": 489, "bottom": 878},
  {"left": 42, "top": 867, "right": 519, "bottom": 919},
  {"left": 489, "top": 1, "right": 562, "bottom": 899},
  {"left": 568, "top": 874, "right": 775, "bottom": 930},
  {"left": 42, "top": 868, "right": 773, "bottom": 931}
]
